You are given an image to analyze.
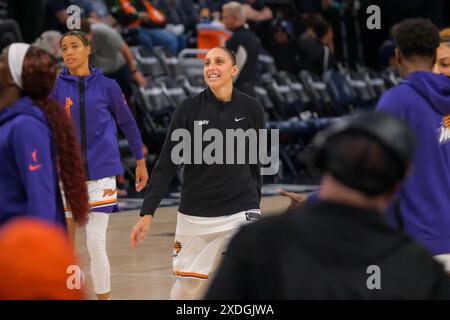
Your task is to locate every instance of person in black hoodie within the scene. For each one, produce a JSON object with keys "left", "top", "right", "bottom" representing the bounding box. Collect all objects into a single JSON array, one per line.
[
  {"left": 298, "top": 13, "right": 336, "bottom": 77},
  {"left": 268, "top": 19, "right": 301, "bottom": 74},
  {"left": 223, "top": 1, "right": 260, "bottom": 98},
  {"left": 205, "top": 112, "right": 450, "bottom": 299}
]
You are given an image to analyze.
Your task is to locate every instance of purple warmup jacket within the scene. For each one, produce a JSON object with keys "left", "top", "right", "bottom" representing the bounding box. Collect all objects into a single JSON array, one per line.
[
  {"left": 377, "top": 71, "right": 450, "bottom": 255},
  {"left": 52, "top": 67, "right": 144, "bottom": 181},
  {"left": 0, "top": 97, "right": 65, "bottom": 227}
]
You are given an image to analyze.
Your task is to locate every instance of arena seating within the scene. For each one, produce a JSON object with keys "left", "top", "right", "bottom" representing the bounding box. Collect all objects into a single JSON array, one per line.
[{"left": 121, "top": 45, "right": 393, "bottom": 186}]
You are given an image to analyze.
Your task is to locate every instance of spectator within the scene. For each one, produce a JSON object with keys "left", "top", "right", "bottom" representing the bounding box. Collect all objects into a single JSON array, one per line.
[
  {"left": 205, "top": 112, "right": 450, "bottom": 299},
  {"left": 241, "top": 0, "right": 272, "bottom": 23},
  {"left": 240, "top": 0, "right": 272, "bottom": 50},
  {"left": 298, "top": 14, "right": 337, "bottom": 76},
  {"left": 32, "top": 30, "right": 65, "bottom": 72},
  {"left": 33, "top": 30, "right": 62, "bottom": 60},
  {"left": 222, "top": 1, "right": 261, "bottom": 97},
  {"left": 89, "top": 0, "right": 118, "bottom": 26},
  {"left": 79, "top": 18, "right": 147, "bottom": 98},
  {"left": 379, "top": 39, "right": 397, "bottom": 70},
  {"left": 268, "top": 19, "right": 301, "bottom": 74},
  {"left": 154, "top": 0, "right": 199, "bottom": 50},
  {"left": 108, "top": 0, "right": 180, "bottom": 55}
]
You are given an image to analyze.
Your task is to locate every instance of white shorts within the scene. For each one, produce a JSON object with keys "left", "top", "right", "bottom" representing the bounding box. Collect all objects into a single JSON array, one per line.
[
  {"left": 172, "top": 209, "right": 261, "bottom": 280},
  {"left": 434, "top": 254, "right": 450, "bottom": 273},
  {"left": 62, "top": 176, "right": 118, "bottom": 218}
]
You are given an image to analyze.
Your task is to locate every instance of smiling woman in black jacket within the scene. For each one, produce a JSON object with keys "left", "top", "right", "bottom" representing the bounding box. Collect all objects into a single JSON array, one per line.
[{"left": 131, "top": 46, "right": 267, "bottom": 300}]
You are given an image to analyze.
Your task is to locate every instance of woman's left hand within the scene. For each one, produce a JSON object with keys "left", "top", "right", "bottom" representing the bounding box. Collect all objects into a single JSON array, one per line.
[{"left": 135, "top": 159, "right": 149, "bottom": 192}]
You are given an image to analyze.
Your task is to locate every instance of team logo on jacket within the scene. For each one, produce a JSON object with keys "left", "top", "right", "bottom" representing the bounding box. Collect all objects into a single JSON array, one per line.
[
  {"left": 64, "top": 97, "right": 73, "bottom": 117},
  {"left": 28, "top": 149, "right": 43, "bottom": 172},
  {"left": 438, "top": 115, "right": 450, "bottom": 144},
  {"left": 173, "top": 241, "right": 182, "bottom": 257}
]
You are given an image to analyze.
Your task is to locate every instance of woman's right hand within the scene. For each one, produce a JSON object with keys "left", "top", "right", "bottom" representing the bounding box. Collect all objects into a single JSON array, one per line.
[{"left": 130, "top": 215, "right": 152, "bottom": 248}]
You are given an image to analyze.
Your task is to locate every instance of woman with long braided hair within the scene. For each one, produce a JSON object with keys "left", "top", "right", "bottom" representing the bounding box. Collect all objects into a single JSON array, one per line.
[{"left": 0, "top": 43, "right": 89, "bottom": 227}]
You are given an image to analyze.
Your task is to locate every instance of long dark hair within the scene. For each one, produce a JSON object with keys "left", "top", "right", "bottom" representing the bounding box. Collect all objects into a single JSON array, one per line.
[{"left": 21, "top": 46, "right": 89, "bottom": 225}]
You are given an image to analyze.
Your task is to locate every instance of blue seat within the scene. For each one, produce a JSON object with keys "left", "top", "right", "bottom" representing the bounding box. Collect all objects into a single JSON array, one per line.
[{"left": 323, "top": 70, "right": 355, "bottom": 115}]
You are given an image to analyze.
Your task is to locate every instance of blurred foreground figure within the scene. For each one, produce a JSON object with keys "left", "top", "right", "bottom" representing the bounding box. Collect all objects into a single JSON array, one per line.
[
  {"left": 0, "top": 218, "right": 85, "bottom": 300},
  {"left": 206, "top": 112, "right": 450, "bottom": 299}
]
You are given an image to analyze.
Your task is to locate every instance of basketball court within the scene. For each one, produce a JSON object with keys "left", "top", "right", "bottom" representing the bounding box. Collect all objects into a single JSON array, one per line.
[{"left": 75, "top": 194, "right": 297, "bottom": 299}]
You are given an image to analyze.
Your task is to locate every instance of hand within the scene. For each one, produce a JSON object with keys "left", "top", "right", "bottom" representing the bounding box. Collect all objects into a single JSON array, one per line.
[
  {"left": 142, "top": 145, "right": 149, "bottom": 157},
  {"left": 133, "top": 70, "right": 147, "bottom": 88},
  {"left": 277, "top": 189, "right": 305, "bottom": 210},
  {"left": 130, "top": 215, "right": 152, "bottom": 248},
  {"left": 135, "top": 159, "right": 148, "bottom": 192}
]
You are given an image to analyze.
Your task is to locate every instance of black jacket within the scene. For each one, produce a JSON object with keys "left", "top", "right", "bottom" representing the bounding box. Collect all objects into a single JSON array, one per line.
[
  {"left": 226, "top": 26, "right": 261, "bottom": 86},
  {"left": 298, "top": 35, "right": 336, "bottom": 77},
  {"left": 205, "top": 200, "right": 450, "bottom": 299},
  {"left": 140, "top": 88, "right": 265, "bottom": 217}
]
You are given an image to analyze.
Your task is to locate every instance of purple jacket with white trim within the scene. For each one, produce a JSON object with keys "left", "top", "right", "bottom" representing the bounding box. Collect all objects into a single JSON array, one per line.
[{"left": 52, "top": 67, "right": 144, "bottom": 180}]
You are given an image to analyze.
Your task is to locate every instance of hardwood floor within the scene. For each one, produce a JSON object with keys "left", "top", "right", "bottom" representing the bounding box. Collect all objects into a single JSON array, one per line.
[{"left": 74, "top": 195, "right": 293, "bottom": 300}]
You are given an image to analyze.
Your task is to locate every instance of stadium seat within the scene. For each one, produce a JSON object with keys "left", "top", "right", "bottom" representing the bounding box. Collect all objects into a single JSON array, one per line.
[{"left": 0, "top": 19, "right": 22, "bottom": 52}]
